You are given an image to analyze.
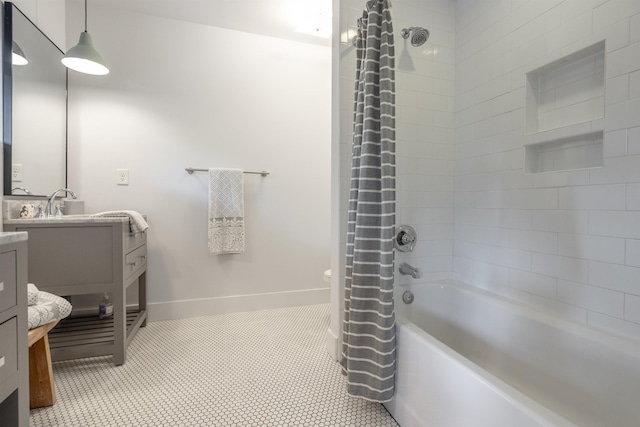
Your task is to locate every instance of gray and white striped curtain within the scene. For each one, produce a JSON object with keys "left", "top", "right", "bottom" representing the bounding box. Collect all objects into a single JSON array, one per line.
[{"left": 342, "top": 0, "right": 396, "bottom": 403}]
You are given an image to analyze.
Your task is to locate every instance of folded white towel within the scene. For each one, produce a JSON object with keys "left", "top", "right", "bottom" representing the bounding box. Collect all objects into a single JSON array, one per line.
[
  {"left": 91, "top": 210, "right": 149, "bottom": 234},
  {"left": 209, "top": 168, "right": 245, "bottom": 254},
  {"left": 28, "top": 289, "right": 72, "bottom": 330},
  {"left": 27, "top": 283, "right": 39, "bottom": 306}
]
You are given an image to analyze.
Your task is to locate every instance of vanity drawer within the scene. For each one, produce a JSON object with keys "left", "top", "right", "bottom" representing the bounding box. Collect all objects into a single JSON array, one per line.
[
  {"left": 0, "top": 318, "right": 17, "bottom": 385},
  {"left": 124, "top": 230, "right": 146, "bottom": 251},
  {"left": 125, "top": 245, "right": 147, "bottom": 279},
  {"left": 0, "top": 252, "right": 17, "bottom": 314}
]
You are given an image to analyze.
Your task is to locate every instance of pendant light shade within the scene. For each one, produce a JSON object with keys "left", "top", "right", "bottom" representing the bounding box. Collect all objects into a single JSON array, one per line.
[
  {"left": 62, "top": 0, "right": 109, "bottom": 75},
  {"left": 12, "top": 41, "right": 28, "bottom": 65},
  {"left": 62, "top": 32, "right": 109, "bottom": 75}
]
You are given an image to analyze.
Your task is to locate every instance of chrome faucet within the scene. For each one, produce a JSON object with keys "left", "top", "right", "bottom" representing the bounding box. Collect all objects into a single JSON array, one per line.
[
  {"left": 45, "top": 188, "right": 77, "bottom": 217},
  {"left": 11, "top": 186, "right": 32, "bottom": 195},
  {"left": 399, "top": 262, "right": 422, "bottom": 279}
]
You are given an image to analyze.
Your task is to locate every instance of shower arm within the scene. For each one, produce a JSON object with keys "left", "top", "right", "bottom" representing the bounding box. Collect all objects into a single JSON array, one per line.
[{"left": 401, "top": 27, "right": 415, "bottom": 39}]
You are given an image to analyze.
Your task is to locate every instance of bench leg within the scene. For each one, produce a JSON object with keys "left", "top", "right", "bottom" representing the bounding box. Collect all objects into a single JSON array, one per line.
[{"left": 29, "top": 334, "right": 56, "bottom": 408}]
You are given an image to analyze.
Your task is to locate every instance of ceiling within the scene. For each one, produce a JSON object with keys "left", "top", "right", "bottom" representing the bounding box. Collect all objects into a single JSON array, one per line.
[{"left": 87, "top": 0, "right": 333, "bottom": 46}]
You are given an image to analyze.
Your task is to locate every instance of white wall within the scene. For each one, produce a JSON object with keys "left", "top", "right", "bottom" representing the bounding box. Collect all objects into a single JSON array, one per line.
[
  {"left": 65, "top": 3, "right": 331, "bottom": 320},
  {"left": 454, "top": 0, "right": 640, "bottom": 340},
  {"left": 10, "top": 0, "right": 66, "bottom": 49}
]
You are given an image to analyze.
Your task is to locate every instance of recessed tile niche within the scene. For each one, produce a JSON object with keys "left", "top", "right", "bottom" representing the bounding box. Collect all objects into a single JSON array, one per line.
[
  {"left": 524, "top": 131, "right": 603, "bottom": 174},
  {"left": 524, "top": 41, "right": 605, "bottom": 173},
  {"left": 525, "top": 41, "right": 605, "bottom": 134}
]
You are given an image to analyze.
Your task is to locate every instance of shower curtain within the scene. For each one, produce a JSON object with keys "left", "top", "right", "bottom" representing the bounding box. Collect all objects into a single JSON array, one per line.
[{"left": 342, "top": 0, "right": 396, "bottom": 403}]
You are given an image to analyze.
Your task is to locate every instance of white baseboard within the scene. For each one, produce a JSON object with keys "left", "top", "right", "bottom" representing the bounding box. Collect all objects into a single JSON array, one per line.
[
  {"left": 148, "top": 287, "right": 330, "bottom": 322},
  {"left": 325, "top": 328, "right": 340, "bottom": 361}
]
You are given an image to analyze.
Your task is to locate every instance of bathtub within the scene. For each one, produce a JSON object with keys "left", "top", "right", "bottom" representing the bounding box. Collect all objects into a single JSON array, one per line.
[{"left": 383, "top": 280, "right": 640, "bottom": 427}]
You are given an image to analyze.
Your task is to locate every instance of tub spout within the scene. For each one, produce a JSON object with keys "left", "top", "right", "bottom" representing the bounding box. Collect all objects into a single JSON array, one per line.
[{"left": 399, "top": 262, "right": 422, "bottom": 279}]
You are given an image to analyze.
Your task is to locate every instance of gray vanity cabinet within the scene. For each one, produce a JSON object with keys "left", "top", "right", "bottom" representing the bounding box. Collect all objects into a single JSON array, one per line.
[
  {"left": 4, "top": 219, "right": 147, "bottom": 366},
  {"left": 0, "top": 233, "right": 28, "bottom": 427}
]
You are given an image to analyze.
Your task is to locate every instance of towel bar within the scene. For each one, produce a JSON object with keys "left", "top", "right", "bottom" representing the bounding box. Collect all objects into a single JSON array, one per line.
[{"left": 185, "top": 168, "right": 269, "bottom": 177}]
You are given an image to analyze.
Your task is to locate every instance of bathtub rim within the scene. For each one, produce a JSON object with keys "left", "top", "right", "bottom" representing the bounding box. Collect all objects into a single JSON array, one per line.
[
  {"left": 398, "top": 279, "right": 640, "bottom": 361},
  {"left": 393, "top": 315, "right": 577, "bottom": 427}
]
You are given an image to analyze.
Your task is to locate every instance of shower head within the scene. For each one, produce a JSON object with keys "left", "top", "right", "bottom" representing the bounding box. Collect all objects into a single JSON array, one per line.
[{"left": 401, "top": 27, "right": 430, "bottom": 47}]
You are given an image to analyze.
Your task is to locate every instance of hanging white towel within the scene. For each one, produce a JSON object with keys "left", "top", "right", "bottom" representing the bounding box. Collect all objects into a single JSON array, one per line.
[{"left": 209, "top": 168, "right": 245, "bottom": 254}]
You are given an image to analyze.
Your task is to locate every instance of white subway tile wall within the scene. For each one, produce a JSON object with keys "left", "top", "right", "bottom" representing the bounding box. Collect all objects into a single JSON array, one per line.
[
  {"left": 339, "top": 0, "right": 640, "bottom": 341},
  {"left": 557, "top": 279, "right": 624, "bottom": 317},
  {"left": 604, "top": 129, "right": 628, "bottom": 158},
  {"left": 454, "top": 0, "right": 640, "bottom": 340},
  {"left": 395, "top": 0, "right": 456, "bottom": 288},
  {"left": 629, "top": 127, "right": 640, "bottom": 154},
  {"left": 627, "top": 183, "right": 640, "bottom": 210},
  {"left": 626, "top": 238, "right": 640, "bottom": 267},
  {"left": 626, "top": 295, "right": 640, "bottom": 324}
]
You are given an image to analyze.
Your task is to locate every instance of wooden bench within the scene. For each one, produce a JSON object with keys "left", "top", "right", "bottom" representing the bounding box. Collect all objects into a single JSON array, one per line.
[{"left": 28, "top": 320, "right": 59, "bottom": 409}]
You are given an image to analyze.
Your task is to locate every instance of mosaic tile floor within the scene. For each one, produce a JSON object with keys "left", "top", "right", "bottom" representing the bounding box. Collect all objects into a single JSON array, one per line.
[{"left": 30, "top": 304, "right": 399, "bottom": 427}]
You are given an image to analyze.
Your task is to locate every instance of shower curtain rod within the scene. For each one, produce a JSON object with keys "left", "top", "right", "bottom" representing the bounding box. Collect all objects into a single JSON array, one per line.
[{"left": 185, "top": 167, "right": 269, "bottom": 177}]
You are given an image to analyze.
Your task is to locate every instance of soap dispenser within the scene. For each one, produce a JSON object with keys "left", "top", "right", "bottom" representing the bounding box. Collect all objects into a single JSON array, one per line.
[{"left": 99, "top": 293, "right": 113, "bottom": 319}]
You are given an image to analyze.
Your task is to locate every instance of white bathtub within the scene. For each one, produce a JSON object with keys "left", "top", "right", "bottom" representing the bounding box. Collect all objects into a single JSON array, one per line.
[{"left": 383, "top": 280, "right": 640, "bottom": 427}]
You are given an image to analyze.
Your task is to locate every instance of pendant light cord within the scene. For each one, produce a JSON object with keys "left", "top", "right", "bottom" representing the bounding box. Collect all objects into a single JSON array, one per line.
[{"left": 84, "top": 0, "right": 88, "bottom": 32}]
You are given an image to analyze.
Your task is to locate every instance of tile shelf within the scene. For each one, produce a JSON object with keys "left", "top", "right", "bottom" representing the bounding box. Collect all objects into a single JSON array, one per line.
[
  {"left": 524, "top": 130, "right": 604, "bottom": 174},
  {"left": 525, "top": 41, "right": 605, "bottom": 135},
  {"left": 524, "top": 41, "right": 605, "bottom": 173}
]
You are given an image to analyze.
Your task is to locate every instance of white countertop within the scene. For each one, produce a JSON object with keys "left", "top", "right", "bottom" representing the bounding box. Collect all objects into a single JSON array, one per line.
[
  {"left": 0, "top": 231, "right": 28, "bottom": 244},
  {"left": 3, "top": 215, "right": 130, "bottom": 226}
]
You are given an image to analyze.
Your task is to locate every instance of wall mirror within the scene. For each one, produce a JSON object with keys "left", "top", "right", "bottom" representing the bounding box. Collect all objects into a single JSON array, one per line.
[{"left": 3, "top": 2, "right": 67, "bottom": 197}]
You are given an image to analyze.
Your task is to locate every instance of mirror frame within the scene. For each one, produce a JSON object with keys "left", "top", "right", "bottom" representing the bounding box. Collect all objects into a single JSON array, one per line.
[{"left": 2, "top": 2, "right": 68, "bottom": 197}]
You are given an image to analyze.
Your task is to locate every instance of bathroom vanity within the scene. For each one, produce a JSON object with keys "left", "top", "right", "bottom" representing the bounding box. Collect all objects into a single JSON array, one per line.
[
  {"left": 4, "top": 216, "right": 147, "bottom": 366},
  {"left": 0, "top": 232, "right": 28, "bottom": 427}
]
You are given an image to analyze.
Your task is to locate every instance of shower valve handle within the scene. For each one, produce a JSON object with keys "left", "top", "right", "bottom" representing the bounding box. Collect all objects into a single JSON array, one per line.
[
  {"left": 395, "top": 225, "right": 417, "bottom": 252},
  {"left": 399, "top": 233, "right": 414, "bottom": 245}
]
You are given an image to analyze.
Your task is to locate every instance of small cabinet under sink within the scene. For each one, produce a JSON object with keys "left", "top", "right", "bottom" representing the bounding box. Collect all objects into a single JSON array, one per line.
[{"left": 3, "top": 217, "right": 147, "bottom": 366}]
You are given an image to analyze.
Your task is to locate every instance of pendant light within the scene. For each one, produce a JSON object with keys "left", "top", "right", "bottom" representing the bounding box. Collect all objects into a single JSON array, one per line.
[
  {"left": 12, "top": 41, "right": 28, "bottom": 65},
  {"left": 62, "top": 0, "right": 109, "bottom": 75}
]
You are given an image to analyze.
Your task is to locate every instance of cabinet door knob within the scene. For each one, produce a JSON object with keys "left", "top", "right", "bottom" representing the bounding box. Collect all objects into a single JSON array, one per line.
[{"left": 130, "top": 256, "right": 146, "bottom": 267}]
